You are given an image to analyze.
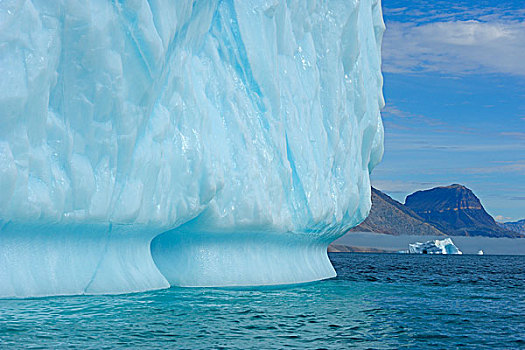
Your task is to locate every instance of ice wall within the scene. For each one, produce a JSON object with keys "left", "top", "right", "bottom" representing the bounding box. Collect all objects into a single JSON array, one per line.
[{"left": 0, "top": 0, "right": 384, "bottom": 297}]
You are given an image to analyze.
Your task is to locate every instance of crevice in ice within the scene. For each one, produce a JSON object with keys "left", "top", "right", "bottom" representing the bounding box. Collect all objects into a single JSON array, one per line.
[
  {"left": 114, "top": 3, "right": 154, "bottom": 78},
  {"left": 83, "top": 223, "right": 113, "bottom": 294},
  {"left": 212, "top": 0, "right": 267, "bottom": 115},
  {"left": 285, "top": 133, "right": 312, "bottom": 222}
]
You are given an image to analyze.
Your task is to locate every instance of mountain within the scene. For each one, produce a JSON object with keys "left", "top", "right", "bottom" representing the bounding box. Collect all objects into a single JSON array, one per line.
[
  {"left": 350, "top": 188, "right": 447, "bottom": 236},
  {"left": 404, "top": 184, "right": 522, "bottom": 238},
  {"left": 498, "top": 219, "right": 525, "bottom": 235}
]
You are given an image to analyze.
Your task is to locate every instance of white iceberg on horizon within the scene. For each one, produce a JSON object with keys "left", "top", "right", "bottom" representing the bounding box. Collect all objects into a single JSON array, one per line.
[{"left": 405, "top": 238, "right": 463, "bottom": 255}]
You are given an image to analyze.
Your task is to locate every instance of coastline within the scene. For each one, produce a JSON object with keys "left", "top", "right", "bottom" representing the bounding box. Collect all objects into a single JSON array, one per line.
[{"left": 333, "top": 231, "right": 525, "bottom": 255}]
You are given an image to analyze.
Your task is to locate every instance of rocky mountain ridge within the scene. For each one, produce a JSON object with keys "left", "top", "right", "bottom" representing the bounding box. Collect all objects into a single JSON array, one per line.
[
  {"left": 350, "top": 185, "right": 523, "bottom": 238},
  {"left": 498, "top": 219, "right": 525, "bottom": 235},
  {"left": 349, "top": 188, "right": 447, "bottom": 236}
]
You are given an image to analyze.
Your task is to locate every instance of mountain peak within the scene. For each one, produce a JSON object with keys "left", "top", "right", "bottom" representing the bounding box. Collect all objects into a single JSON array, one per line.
[
  {"left": 444, "top": 184, "right": 467, "bottom": 190},
  {"left": 350, "top": 187, "right": 448, "bottom": 236},
  {"left": 405, "top": 184, "right": 520, "bottom": 237},
  {"left": 350, "top": 186, "right": 522, "bottom": 238}
]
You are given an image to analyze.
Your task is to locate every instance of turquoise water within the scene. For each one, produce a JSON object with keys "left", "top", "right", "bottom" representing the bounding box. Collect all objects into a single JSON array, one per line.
[{"left": 1, "top": 254, "right": 523, "bottom": 349}]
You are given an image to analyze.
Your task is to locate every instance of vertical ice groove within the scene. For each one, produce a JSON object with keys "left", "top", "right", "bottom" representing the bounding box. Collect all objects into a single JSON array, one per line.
[
  {"left": 83, "top": 223, "right": 113, "bottom": 294},
  {"left": 0, "top": 0, "right": 384, "bottom": 296}
]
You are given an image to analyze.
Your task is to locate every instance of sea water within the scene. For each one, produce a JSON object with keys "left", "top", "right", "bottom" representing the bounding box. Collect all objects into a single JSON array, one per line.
[{"left": 1, "top": 254, "right": 523, "bottom": 349}]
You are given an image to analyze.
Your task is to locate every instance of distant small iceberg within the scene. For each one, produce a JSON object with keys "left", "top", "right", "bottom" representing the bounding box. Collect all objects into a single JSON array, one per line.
[
  {"left": 477, "top": 250, "right": 484, "bottom": 255},
  {"left": 400, "top": 238, "right": 463, "bottom": 255}
]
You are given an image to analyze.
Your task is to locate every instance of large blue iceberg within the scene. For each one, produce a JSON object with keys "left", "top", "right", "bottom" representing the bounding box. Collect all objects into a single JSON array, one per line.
[{"left": 0, "top": 0, "right": 384, "bottom": 297}]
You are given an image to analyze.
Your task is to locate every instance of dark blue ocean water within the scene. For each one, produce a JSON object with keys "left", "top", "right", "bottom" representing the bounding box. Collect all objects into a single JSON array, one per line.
[{"left": 1, "top": 254, "right": 524, "bottom": 349}]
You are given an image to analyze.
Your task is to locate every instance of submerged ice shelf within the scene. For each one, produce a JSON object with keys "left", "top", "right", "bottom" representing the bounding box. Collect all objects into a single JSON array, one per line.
[{"left": 0, "top": 0, "right": 385, "bottom": 297}]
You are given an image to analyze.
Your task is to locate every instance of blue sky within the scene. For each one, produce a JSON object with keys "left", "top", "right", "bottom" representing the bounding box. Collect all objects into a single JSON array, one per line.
[{"left": 372, "top": 0, "right": 525, "bottom": 221}]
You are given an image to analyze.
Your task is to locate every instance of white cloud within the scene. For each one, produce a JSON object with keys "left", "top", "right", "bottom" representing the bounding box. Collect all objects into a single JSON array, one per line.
[
  {"left": 495, "top": 215, "right": 513, "bottom": 222},
  {"left": 501, "top": 131, "right": 525, "bottom": 140},
  {"left": 461, "top": 160, "right": 525, "bottom": 175},
  {"left": 382, "top": 105, "right": 446, "bottom": 129},
  {"left": 382, "top": 19, "right": 525, "bottom": 76}
]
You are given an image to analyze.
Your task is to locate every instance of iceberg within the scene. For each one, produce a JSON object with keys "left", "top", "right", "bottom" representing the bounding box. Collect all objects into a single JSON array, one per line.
[
  {"left": 0, "top": 0, "right": 384, "bottom": 297},
  {"left": 404, "top": 238, "right": 463, "bottom": 255}
]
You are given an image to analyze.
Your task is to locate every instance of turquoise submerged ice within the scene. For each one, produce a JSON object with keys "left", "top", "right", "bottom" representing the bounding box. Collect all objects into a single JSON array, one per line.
[{"left": 0, "top": 0, "right": 384, "bottom": 297}]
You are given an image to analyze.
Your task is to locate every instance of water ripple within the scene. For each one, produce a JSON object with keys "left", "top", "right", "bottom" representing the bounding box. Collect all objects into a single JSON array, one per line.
[{"left": 0, "top": 254, "right": 523, "bottom": 349}]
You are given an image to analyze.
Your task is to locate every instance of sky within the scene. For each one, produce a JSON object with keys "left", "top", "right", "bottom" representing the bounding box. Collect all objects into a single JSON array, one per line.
[{"left": 372, "top": 0, "right": 525, "bottom": 222}]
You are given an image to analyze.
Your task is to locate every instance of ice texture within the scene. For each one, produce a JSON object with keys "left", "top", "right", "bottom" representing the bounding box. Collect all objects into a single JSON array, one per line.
[
  {"left": 0, "top": 0, "right": 384, "bottom": 297},
  {"left": 405, "top": 238, "right": 463, "bottom": 255}
]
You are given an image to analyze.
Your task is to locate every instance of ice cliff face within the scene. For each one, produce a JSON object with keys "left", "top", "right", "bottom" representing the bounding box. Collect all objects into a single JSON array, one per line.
[{"left": 0, "top": 0, "right": 384, "bottom": 297}]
